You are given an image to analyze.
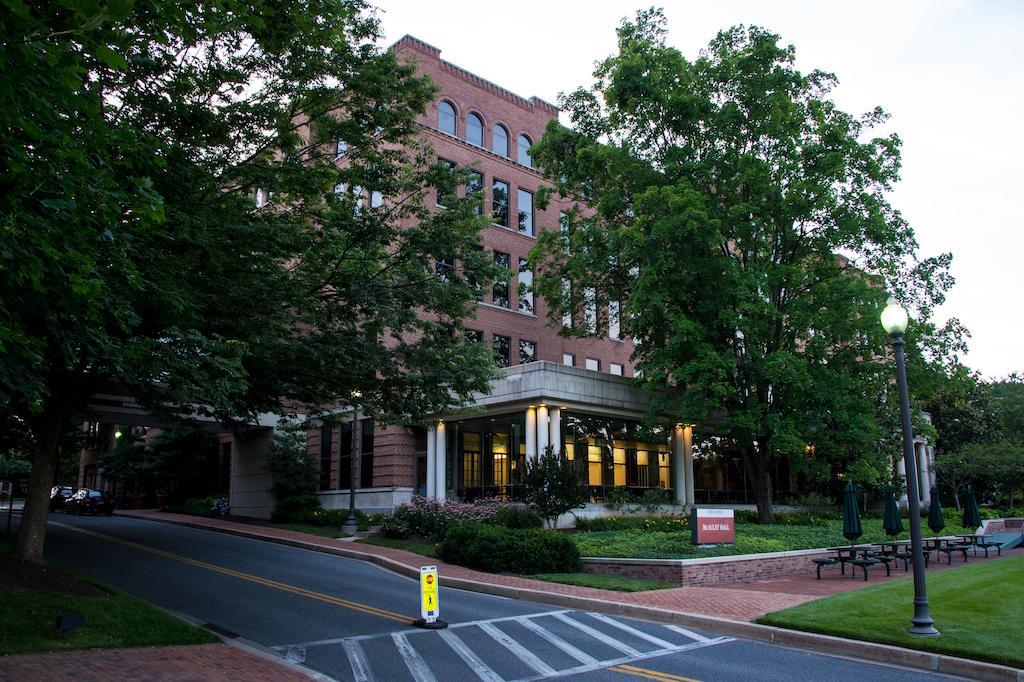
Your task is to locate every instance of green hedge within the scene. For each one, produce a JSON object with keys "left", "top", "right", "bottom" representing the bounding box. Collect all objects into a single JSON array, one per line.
[
  {"left": 486, "top": 506, "right": 544, "bottom": 529},
  {"left": 439, "top": 525, "right": 580, "bottom": 574}
]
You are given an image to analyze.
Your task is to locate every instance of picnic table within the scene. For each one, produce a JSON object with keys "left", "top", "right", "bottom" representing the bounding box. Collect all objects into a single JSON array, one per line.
[
  {"left": 814, "top": 544, "right": 890, "bottom": 581},
  {"left": 956, "top": 533, "right": 1003, "bottom": 558},
  {"left": 873, "top": 539, "right": 913, "bottom": 571},
  {"left": 923, "top": 536, "right": 971, "bottom": 564}
]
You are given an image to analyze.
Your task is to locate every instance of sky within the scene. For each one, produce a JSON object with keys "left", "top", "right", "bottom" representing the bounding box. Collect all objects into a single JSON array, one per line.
[{"left": 369, "top": 0, "right": 1023, "bottom": 379}]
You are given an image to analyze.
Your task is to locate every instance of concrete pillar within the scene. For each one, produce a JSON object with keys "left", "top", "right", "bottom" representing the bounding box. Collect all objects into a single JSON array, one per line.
[
  {"left": 435, "top": 421, "right": 447, "bottom": 501},
  {"left": 683, "top": 425, "right": 695, "bottom": 505},
  {"left": 537, "top": 405, "right": 550, "bottom": 455},
  {"left": 549, "top": 407, "right": 561, "bottom": 456},
  {"left": 230, "top": 427, "right": 276, "bottom": 519},
  {"left": 918, "top": 443, "right": 931, "bottom": 504},
  {"left": 525, "top": 407, "right": 537, "bottom": 459},
  {"left": 426, "top": 425, "right": 436, "bottom": 500},
  {"left": 897, "top": 456, "right": 908, "bottom": 506},
  {"left": 671, "top": 425, "right": 686, "bottom": 504},
  {"left": 927, "top": 446, "right": 936, "bottom": 489}
]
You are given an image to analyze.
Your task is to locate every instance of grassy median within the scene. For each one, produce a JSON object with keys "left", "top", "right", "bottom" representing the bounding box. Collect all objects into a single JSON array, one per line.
[{"left": 756, "top": 554, "right": 1024, "bottom": 668}]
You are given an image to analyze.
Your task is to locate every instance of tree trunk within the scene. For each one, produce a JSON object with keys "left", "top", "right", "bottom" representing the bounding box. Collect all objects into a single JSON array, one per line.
[
  {"left": 14, "top": 420, "right": 61, "bottom": 563},
  {"left": 742, "top": 443, "right": 774, "bottom": 523},
  {"left": 953, "top": 487, "right": 961, "bottom": 511}
]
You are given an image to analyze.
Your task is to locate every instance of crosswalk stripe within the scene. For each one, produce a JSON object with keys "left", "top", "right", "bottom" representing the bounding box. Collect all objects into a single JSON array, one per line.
[
  {"left": 551, "top": 611, "right": 642, "bottom": 657},
  {"left": 392, "top": 633, "right": 438, "bottom": 682},
  {"left": 342, "top": 640, "right": 374, "bottom": 682},
  {"left": 663, "top": 624, "right": 711, "bottom": 643},
  {"left": 517, "top": 617, "right": 598, "bottom": 665},
  {"left": 587, "top": 613, "right": 678, "bottom": 650},
  {"left": 478, "top": 621, "right": 557, "bottom": 677},
  {"left": 438, "top": 629, "right": 505, "bottom": 682}
]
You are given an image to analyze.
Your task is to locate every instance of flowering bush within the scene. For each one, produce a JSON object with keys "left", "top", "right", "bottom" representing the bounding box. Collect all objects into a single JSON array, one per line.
[
  {"left": 381, "top": 496, "right": 514, "bottom": 541},
  {"left": 213, "top": 497, "right": 230, "bottom": 516}
]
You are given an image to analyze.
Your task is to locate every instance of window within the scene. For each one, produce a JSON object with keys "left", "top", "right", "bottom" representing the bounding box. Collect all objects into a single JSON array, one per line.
[
  {"left": 519, "top": 339, "right": 536, "bottom": 365},
  {"left": 467, "top": 112, "right": 483, "bottom": 146},
  {"left": 559, "top": 211, "right": 571, "bottom": 253},
  {"left": 465, "top": 329, "right": 483, "bottom": 343},
  {"left": 492, "top": 124, "right": 508, "bottom": 157},
  {"left": 360, "top": 419, "right": 374, "bottom": 488},
  {"left": 493, "top": 334, "right": 511, "bottom": 367},
  {"left": 463, "top": 432, "right": 482, "bottom": 487},
  {"left": 608, "top": 301, "right": 621, "bottom": 339},
  {"left": 492, "top": 179, "right": 509, "bottom": 226},
  {"left": 437, "top": 159, "right": 456, "bottom": 207},
  {"left": 319, "top": 426, "right": 333, "bottom": 491},
  {"left": 339, "top": 420, "right": 353, "bottom": 489},
  {"left": 438, "top": 100, "right": 456, "bottom": 135},
  {"left": 492, "top": 251, "right": 510, "bottom": 307},
  {"left": 335, "top": 139, "right": 348, "bottom": 158},
  {"left": 518, "top": 134, "right": 532, "bottom": 167},
  {"left": 583, "top": 287, "right": 597, "bottom": 334},
  {"left": 610, "top": 363, "right": 624, "bottom": 376},
  {"left": 370, "top": 190, "right": 384, "bottom": 208},
  {"left": 517, "top": 258, "right": 534, "bottom": 314},
  {"left": 561, "top": 280, "right": 572, "bottom": 328},
  {"left": 466, "top": 171, "right": 483, "bottom": 215},
  {"left": 517, "top": 188, "right": 533, "bottom": 236},
  {"left": 613, "top": 448, "right": 627, "bottom": 486},
  {"left": 585, "top": 357, "right": 600, "bottom": 371},
  {"left": 255, "top": 188, "right": 270, "bottom": 208},
  {"left": 436, "top": 256, "right": 454, "bottom": 281},
  {"left": 562, "top": 353, "right": 575, "bottom": 367}
]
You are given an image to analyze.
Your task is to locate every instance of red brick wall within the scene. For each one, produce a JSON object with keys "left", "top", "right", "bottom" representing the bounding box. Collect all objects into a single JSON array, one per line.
[
  {"left": 372, "top": 424, "right": 417, "bottom": 488},
  {"left": 581, "top": 551, "right": 835, "bottom": 586}
]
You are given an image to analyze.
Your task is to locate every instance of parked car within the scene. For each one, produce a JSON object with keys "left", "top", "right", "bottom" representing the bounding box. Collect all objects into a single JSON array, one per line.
[
  {"left": 49, "top": 486, "right": 77, "bottom": 512},
  {"left": 64, "top": 489, "right": 114, "bottom": 516}
]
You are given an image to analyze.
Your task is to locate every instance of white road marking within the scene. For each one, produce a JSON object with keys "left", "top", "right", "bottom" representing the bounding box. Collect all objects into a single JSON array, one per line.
[
  {"left": 392, "top": 632, "right": 438, "bottom": 682},
  {"left": 663, "top": 624, "right": 712, "bottom": 643},
  {"left": 586, "top": 612, "right": 678, "bottom": 650},
  {"left": 517, "top": 617, "right": 598, "bottom": 665},
  {"left": 342, "top": 639, "right": 374, "bottom": 682},
  {"left": 550, "top": 611, "right": 642, "bottom": 657},
  {"left": 478, "top": 621, "right": 558, "bottom": 676},
  {"left": 438, "top": 628, "right": 505, "bottom": 682}
]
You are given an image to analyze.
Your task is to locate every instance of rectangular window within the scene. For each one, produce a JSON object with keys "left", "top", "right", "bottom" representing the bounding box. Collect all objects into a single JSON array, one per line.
[
  {"left": 435, "top": 256, "right": 455, "bottom": 281},
  {"left": 610, "top": 363, "right": 624, "bottom": 376},
  {"left": 360, "top": 419, "right": 374, "bottom": 488},
  {"left": 559, "top": 211, "right": 571, "bottom": 253},
  {"left": 585, "top": 358, "right": 600, "bottom": 371},
  {"left": 562, "top": 353, "right": 575, "bottom": 367},
  {"left": 588, "top": 445, "right": 603, "bottom": 486},
  {"left": 608, "top": 301, "right": 621, "bottom": 339},
  {"left": 492, "top": 251, "right": 510, "bottom": 307},
  {"left": 492, "top": 432, "right": 509, "bottom": 487},
  {"left": 463, "top": 432, "right": 482, "bottom": 488},
  {"left": 518, "top": 339, "right": 536, "bottom": 365},
  {"left": 583, "top": 288, "right": 597, "bottom": 334},
  {"left": 339, "top": 420, "right": 353, "bottom": 490},
  {"left": 561, "top": 279, "right": 572, "bottom": 328},
  {"left": 492, "top": 180, "right": 509, "bottom": 226},
  {"left": 465, "top": 329, "right": 483, "bottom": 343},
  {"left": 517, "top": 258, "right": 534, "bottom": 314},
  {"left": 467, "top": 172, "right": 483, "bottom": 215},
  {"left": 319, "top": 426, "right": 333, "bottom": 491},
  {"left": 613, "top": 448, "right": 627, "bottom": 486},
  {"left": 437, "top": 159, "right": 456, "bottom": 207},
  {"left": 493, "top": 334, "right": 511, "bottom": 368},
  {"left": 517, "top": 188, "right": 533, "bottom": 236},
  {"left": 370, "top": 190, "right": 384, "bottom": 208}
]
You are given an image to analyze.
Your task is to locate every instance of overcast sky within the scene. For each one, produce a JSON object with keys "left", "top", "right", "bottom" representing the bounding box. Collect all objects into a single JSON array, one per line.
[{"left": 370, "top": 0, "right": 1023, "bottom": 379}]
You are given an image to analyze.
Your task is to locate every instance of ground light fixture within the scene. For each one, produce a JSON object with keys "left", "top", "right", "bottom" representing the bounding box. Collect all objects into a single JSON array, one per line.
[{"left": 881, "top": 296, "right": 939, "bottom": 636}]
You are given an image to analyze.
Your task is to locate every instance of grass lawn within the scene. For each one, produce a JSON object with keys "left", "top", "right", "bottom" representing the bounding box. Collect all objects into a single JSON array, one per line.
[
  {"left": 757, "top": 555, "right": 1024, "bottom": 668},
  {"left": 269, "top": 522, "right": 350, "bottom": 539},
  {"left": 570, "top": 518, "right": 941, "bottom": 559},
  {"left": 356, "top": 536, "right": 440, "bottom": 558},
  {"left": 529, "top": 573, "right": 675, "bottom": 592}
]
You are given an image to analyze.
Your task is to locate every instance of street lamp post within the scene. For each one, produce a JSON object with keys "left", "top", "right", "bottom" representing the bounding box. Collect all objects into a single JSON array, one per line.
[
  {"left": 343, "top": 396, "right": 360, "bottom": 532},
  {"left": 881, "top": 297, "right": 939, "bottom": 636}
]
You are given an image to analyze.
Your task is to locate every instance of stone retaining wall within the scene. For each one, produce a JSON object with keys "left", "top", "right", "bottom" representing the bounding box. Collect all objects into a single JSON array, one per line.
[{"left": 581, "top": 548, "right": 833, "bottom": 586}]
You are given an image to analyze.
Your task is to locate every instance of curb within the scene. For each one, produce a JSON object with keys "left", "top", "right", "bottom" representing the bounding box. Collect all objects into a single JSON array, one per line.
[{"left": 116, "top": 511, "right": 1023, "bottom": 682}]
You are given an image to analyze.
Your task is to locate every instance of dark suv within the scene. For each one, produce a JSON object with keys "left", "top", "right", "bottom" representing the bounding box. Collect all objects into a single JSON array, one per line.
[
  {"left": 49, "top": 486, "right": 77, "bottom": 512},
  {"left": 64, "top": 489, "right": 114, "bottom": 516}
]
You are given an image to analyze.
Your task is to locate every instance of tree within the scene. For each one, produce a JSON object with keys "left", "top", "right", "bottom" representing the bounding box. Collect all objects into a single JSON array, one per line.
[
  {"left": 1, "top": 1, "right": 496, "bottom": 562},
  {"left": 529, "top": 10, "right": 958, "bottom": 522},
  {"left": 519, "top": 446, "right": 588, "bottom": 528}
]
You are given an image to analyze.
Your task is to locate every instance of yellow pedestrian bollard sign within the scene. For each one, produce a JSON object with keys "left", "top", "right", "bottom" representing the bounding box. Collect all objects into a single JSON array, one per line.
[{"left": 413, "top": 565, "right": 447, "bottom": 629}]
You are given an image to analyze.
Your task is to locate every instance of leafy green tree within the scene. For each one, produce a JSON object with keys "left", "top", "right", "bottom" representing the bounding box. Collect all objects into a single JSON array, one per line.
[
  {"left": 519, "top": 446, "right": 588, "bottom": 528},
  {"left": 529, "top": 10, "right": 958, "bottom": 522},
  {"left": 963, "top": 441, "right": 1024, "bottom": 509},
  {"left": 990, "top": 374, "right": 1024, "bottom": 443},
  {"left": 1, "top": 1, "right": 495, "bottom": 562}
]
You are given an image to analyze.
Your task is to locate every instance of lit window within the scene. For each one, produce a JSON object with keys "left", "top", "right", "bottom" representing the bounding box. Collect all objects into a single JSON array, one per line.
[
  {"left": 518, "top": 339, "right": 536, "bottom": 365},
  {"left": 493, "top": 335, "right": 511, "bottom": 368},
  {"left": 562, "top": 353, "right": 575, "bottom": 367},
  {"left": 438, "top": 101, "right": 456, "bottom": 135},
  {"left": 517, "top": 188, "right": 533, "bottom": 236},
  {"left": 492, "top": 124, "right": 508, "bottom": 157},
  {"left": 467, "top": 112, "right": 483, "bottom": 146},
  {"left": 518, "top": 134, "right": 533, "bottom": 167},
  {"left": 492, "top": 180, "right": 509, "bottom": 226},
  {"left": 585, "top": 358, "right": 600, "bottom": 371},
  {"left": 466, "top": 171, "right": 483, "bottom": 215},
  {"left": 610, "top": 363, "right": 623, "bottom": 376},
  {"left": 492, "top": 251, "right": 510, "bottom": 308},
  {"left": 517, "top": 258, "right": 534, "bottom": 314}
]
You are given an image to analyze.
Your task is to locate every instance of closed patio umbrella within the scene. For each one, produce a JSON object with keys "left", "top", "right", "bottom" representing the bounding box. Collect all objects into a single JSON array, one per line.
[
  {"left": 842, "top": 481, "right": 863, "bottom": 543},
  {"left": 883, "top": 485, "right": 904, "bottom": 538},
  {"left": 928, "top": 485, "right": 945, "bottom": 534},
  {"left": 962, "top": 486, "right": 982, "bottom": 530}
]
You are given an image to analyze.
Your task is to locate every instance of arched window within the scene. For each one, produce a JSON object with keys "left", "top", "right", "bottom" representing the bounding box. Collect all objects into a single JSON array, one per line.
[
  {"left": 467, "top": 112, "right": 483, "bottom": 146},
  {"left": 492, "top": 124, "right": 509, "bottom": 157},
  {"left": 438, "top": 101, "right": 456, "bottom": 135},
  {"left": 517, "top": 134, "right": 532, "bottom": 167}
]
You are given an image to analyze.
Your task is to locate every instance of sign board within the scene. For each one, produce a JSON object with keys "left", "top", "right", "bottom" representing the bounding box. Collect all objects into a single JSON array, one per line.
[
  {"left": 419, "top": 565, "right": 439, "bottom": 623},
  {"left": 690, "top": 508, "right": 735, "bottom": 545}
]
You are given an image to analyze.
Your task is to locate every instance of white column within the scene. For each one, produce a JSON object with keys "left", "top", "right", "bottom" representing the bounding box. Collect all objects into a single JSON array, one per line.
[
  {"left": 918, "top": 443, "right": 931, "bottom": 504},
  {"left": 426, "top": 425, "right": 436, "bottom": 499},
  {"left": 927, "top": 446, "right": 936, "bottom": 489},
  {"left": 671, "top": 425, "right": 686, "bottom": 504},
  {"left": 549, "top": 407, "right": 561, "bottom": 456},
  {"left": 537, "top": 404, "right": 550, "bottom": 455},
  {"left": 897, "top": 456, "right": 908, "bottom": 506},
  {"left": 525, "top": 407, "right": 537, "bottom": 459},
  {"left": 435, "top": 421, "right": 447, "bottom": 501},
  {"left": 683, "top": 425, "right": 695, "bottom": 505}
]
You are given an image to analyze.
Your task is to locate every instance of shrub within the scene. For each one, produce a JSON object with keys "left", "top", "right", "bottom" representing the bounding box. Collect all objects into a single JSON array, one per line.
[
  {"left": 182, "top": 496, "right": 223, "bottom": 518},
  {"left": 639, "top": 488, "right": 671, "bottom": 513},
  {"left": 271, "top": 493, "right": 320, "bottom": 522},
  {"left": 734, "top": 510, "right": 837, "bottom": 525},
  {"left": 486, "top": 505, "right": 544, "bottom": 529},
  {"left": 520, "top": 446, "right": 588, "bottom": 527},
  {"left": 379, "top": 496, "right": 505, "bottom": 541},
  {"left": 439, "top": 525, "right": 580, "bottom": 573},
  {"left": 575, "top": 515, "right": 690, "bottom": 533},
  {"left": 604, "top": 487, "right": 632, "bottom": 511}
]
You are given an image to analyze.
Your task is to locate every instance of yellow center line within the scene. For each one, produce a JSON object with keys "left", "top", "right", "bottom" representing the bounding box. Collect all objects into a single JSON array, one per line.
[
  {"left": 51, "top": 521, "right": 412, "bottom": 624},
  {"left": 609, "top": 663, "right": 701, "bottom": 682}
]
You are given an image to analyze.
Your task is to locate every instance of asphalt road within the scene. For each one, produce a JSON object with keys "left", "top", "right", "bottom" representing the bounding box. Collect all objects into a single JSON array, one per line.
[{"left": 30, "top": 514, "right": 955, "bottom": 682}]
